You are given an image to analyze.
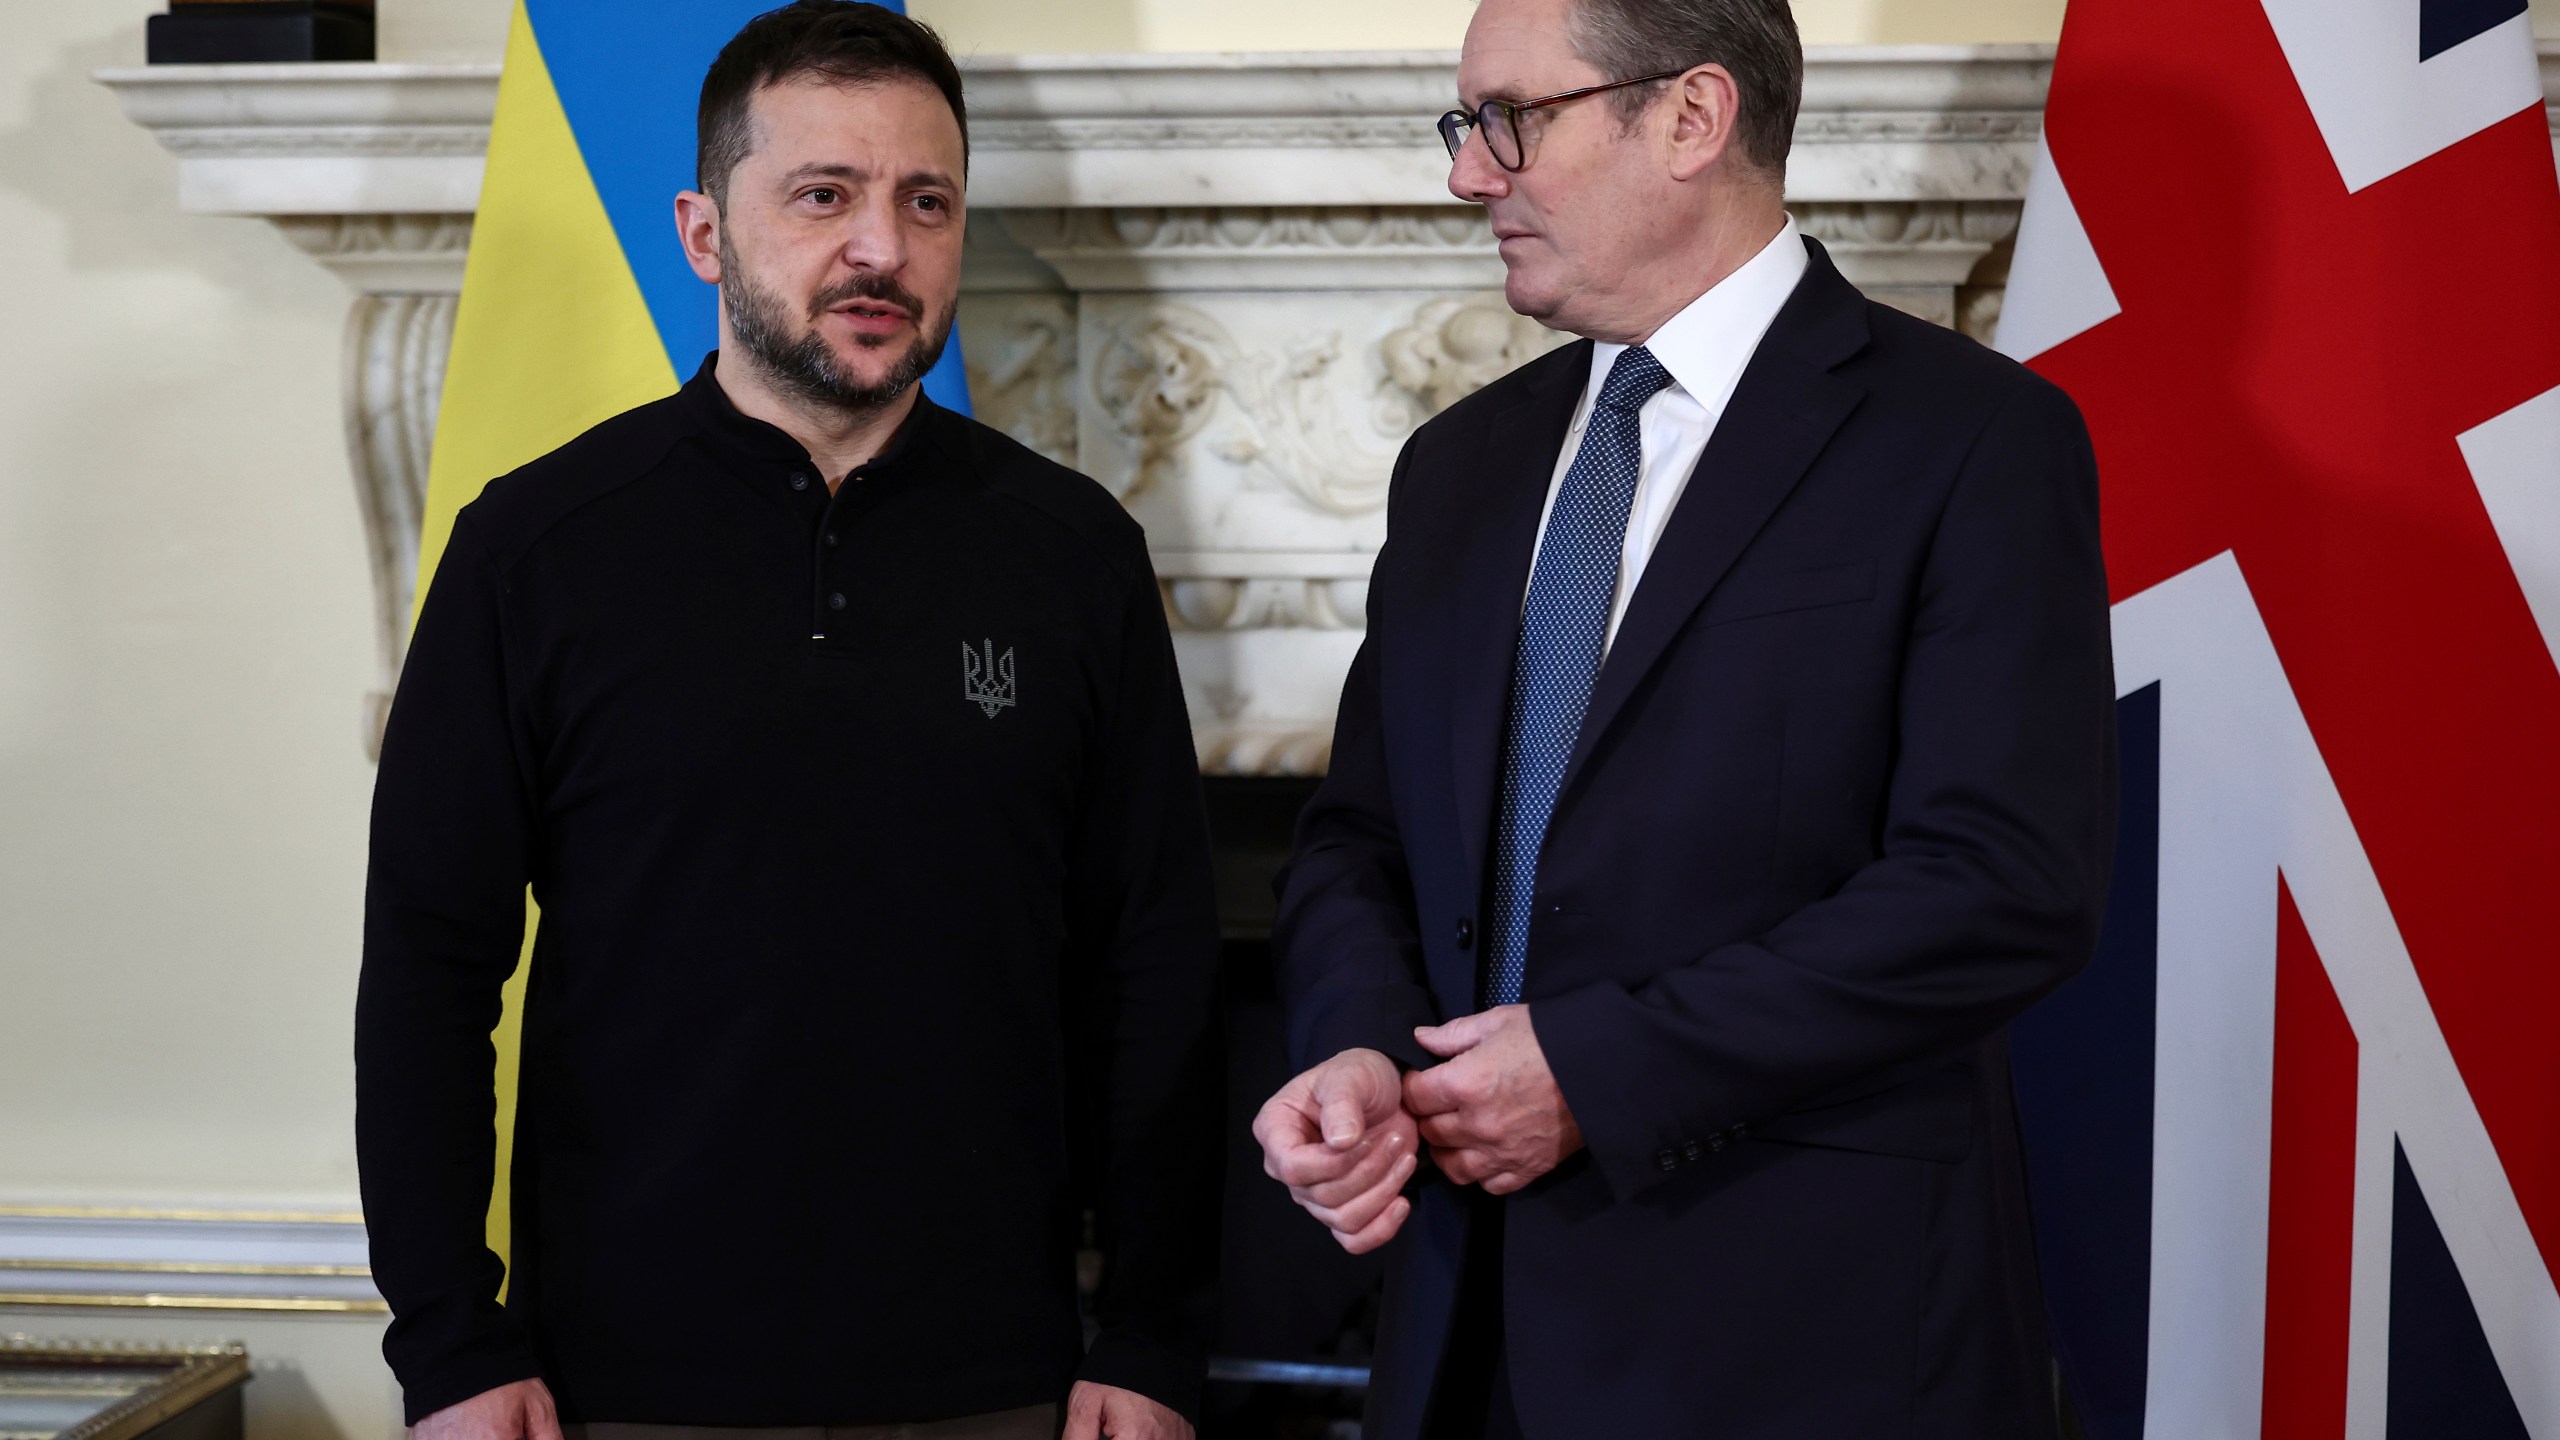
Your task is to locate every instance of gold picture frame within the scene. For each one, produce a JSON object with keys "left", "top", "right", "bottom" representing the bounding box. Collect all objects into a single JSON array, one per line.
[{"left": 0, "top": 1340, "right": 250, "bottom": 1440}]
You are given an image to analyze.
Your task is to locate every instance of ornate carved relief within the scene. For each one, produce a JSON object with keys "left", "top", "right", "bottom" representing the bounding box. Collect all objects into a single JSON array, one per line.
[
  {"left": 973, "top": 117, "right": 1438, "bottom": 152},
  {"left": 1195, "top": 724, "right": 1335, "bottom": 777},
  {"left": 958, "top": 294, "right": 1080, "bottom": 468},
  {"left": 1797, "top": 200, "right": 2020, "bottom": 329},
  {"left": 1162, "top": 577, "right": 1367, "bottom": 631},
  {"left": 271, "top": 212, "right": 473, "bottom": 296},
  {"left": 1792, "top": 112, "right": 2042, "bottom": 145},
  {"left": 157, "top": 124, "right": 491, "bottom": 159},
  {"left": 1088, "top": 289, "right": 1565, "bottom": 521},
  {"left": 1207, "top": 324, "right": 1409, "bottom": 516},
  {"left": 1089, "top": 302, "right": 1233, "bottom": 497},
  {"left": 1079, "top": 206, "right": 1488, "bottom": 250},
  {"left": 1379, "top": 296, "right": 1572, "bottom": 421},
  {"left": 1796, "top": 199, "right": 2019, "bottom": 251},
  {"left": 343, "top": 293, "right": 454, "bottom": 758},
  {"left": 265, "top": 215, "right": 480, "bottom": 755},
  {"left": 1957, "top": 286, "right": 2007, "bottom": 346},
  {"left": 1001, "top": 205, "right": 1503, "bottom": 291}
]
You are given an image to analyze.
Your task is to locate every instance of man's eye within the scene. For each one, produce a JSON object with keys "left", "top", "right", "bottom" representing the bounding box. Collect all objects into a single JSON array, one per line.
[
  {"left": 806, "top": 187, "right": 840, "bottom": 205},
  {"left": 912, "top": 195, "right": 946, "bottom": 213}
]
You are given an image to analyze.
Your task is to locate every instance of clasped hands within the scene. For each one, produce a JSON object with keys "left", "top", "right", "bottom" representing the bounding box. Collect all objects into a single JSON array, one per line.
[{"left": 1250, "top": 1005, "right": 1583, "bottom": 1253}]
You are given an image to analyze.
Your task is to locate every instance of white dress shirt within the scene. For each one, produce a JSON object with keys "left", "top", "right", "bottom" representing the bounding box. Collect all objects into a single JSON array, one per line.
[{"left": 1528, "top": 216, "right": 1809, "bottom": 651}]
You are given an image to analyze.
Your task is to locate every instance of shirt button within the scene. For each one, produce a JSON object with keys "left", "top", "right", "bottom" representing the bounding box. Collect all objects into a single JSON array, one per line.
[
  {"left": 824, "top": 531, "right": 839, "bottom": 548},
  {"left": 790, "top": 474, "right": 810, "bottom": 491},
  {"left": 828, "top": 593, "right": 847, "bottom": 611}
]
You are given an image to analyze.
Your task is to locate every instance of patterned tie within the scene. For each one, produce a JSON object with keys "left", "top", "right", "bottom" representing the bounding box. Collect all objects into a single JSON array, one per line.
[{"left": 1483, "top": 345, "right": 1673, "bottom": 1007}]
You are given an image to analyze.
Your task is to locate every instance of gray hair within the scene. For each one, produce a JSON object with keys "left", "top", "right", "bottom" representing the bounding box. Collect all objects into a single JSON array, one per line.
[{"left": 1566, "top": 0, "right": 1802, "bottom": 185}]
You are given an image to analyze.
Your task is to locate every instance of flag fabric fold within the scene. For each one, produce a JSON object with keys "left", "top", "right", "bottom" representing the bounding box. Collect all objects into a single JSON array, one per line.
[{"left": 2002, "top": 2, "right": 2560, "bottom": 1434}]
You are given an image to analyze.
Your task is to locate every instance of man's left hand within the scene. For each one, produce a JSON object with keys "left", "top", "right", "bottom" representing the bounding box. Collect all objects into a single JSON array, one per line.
[
  {"left": 1404, "top": 1005, "right": 1584, "bottom": 1195},
  {"left": 1062, "top": 1381, "right": 1191, "bottom": 1440}
]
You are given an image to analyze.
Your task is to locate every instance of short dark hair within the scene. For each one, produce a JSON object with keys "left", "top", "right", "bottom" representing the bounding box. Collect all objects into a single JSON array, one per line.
[
  {"left": 1568, "top": 0, "right": 1801, "bottom": 185},
  {"left": 696, "top": 0, "right": 969, "bottom": 204}
]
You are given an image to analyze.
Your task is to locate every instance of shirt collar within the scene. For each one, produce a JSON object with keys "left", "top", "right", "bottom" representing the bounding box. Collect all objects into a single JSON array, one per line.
[
  {"left": 1585, "top": 214, "right": 1809, "bottom": 414},
  {"left": 677, "top": 350, "right": 938, "bottom": 478}
]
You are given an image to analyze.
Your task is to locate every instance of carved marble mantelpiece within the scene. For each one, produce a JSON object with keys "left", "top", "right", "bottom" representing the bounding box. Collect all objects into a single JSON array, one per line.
[{"left": 99, "top": 48, "right": 2560, "bottom": 768}]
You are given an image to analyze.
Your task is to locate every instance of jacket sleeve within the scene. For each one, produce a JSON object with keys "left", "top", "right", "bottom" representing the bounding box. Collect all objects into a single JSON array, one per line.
[
  {"left": 1270, "top": 441, "right": 1443, "bottom": 1074},
  {"left": 1535, "top": 379, "right": 2120, "bottom": 1201},
  {"left": 1062, "top": 555, "right": 1225, "bottom": 1422},
  {"left": 355, "top": 507, "right": 548, "bottom": 1424}
]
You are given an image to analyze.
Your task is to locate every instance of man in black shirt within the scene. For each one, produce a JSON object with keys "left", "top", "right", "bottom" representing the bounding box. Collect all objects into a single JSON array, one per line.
[{"left": 356, "top": 7, "right": 1219, "bottom": 1440}]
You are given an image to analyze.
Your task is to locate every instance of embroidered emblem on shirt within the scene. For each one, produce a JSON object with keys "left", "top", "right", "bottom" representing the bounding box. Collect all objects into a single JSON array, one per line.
[{"left": 963, "top": 638, "right": 1017, "bottom": 718}]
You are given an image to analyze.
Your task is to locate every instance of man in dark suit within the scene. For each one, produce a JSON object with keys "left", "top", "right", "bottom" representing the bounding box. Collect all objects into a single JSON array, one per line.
[{"left": 1249, "top": 0, "right": 2117, "bottom": 1435}]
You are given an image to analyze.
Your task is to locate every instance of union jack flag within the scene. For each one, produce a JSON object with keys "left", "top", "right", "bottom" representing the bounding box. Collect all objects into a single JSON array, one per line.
[{"left": 1998, "top": 0, "right": 2560, "bottom": 1435}]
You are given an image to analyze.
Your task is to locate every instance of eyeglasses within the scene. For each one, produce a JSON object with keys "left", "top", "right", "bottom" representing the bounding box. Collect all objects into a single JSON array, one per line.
[{"left": 1437, "top": 72, "right": 1684, "bottom": 171}]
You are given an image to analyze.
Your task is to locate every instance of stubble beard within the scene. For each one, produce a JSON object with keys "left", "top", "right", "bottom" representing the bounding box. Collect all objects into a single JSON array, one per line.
[{"left": 720, "top": 231, "right": 956, "bottom": 417}]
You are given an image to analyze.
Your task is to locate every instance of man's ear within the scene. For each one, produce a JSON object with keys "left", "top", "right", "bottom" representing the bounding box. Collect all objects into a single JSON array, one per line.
[
  {"left": 675, "top": 189, "right": 723, "bottom": 284},
  {"left": 1662, "top": 63, "right": 1742, "bottom": 183}
]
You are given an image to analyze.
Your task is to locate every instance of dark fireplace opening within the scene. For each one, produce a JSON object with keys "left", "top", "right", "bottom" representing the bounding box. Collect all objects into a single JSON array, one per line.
[{"left": 1203, "top": 775, "right": 1381, "bottom": 1438}]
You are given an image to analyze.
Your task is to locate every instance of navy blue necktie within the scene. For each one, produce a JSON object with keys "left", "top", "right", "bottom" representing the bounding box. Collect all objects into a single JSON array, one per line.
[{"left": 1483, "top": 346, "right": 1672, "bottom": 1008}]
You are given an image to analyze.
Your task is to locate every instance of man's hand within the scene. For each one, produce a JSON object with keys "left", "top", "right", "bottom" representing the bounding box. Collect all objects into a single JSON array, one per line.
[
  {"left": 1405, "top": 1005, "right": 1583, "bottom": 1195},
  {"left": 411, "top": 1379, "right": 559, "bottom": 1440},
  {"left": 1252, "top": 1047, "right": 1421, "bottom": 1253},
  {"left": 1062, "top": 1380, "right": 1191, "bottom": 1440}
]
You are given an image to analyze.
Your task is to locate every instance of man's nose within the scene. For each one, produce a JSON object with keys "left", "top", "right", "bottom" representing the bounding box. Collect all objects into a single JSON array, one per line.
[
  {"left": 1447, "top": 127, "right": 1510, "bottom": 205},
  {"left": 835, "top": 196, "right": 911, "bottom": 272}
]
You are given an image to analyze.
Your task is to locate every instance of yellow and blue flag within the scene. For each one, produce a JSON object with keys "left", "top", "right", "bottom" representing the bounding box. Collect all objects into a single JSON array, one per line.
[{"left": 416, "top": 0, "right": 970, "bottom": 1270}]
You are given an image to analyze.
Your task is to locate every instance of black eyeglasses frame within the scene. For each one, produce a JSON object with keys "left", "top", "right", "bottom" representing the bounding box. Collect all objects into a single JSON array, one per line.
[{"left": 1437, "top": 70, "right": 1687, "bottom": 171}]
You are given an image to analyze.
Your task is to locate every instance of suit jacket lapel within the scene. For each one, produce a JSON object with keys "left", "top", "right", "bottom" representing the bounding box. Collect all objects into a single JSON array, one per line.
[
  {"left": 1446, "top": 341, "right": 1590, "bottom": 894},
  {"left": 1560, "top": 240, "right": 1872, "bottom": 797}
]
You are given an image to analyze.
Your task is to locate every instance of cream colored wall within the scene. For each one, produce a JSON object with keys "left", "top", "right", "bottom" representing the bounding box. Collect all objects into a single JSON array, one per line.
[
  {"left": 0, "top": 0, "right": 375, "bottom": 1208},
  {"left": 0, "top": 0, "right": 387, "bottom": 1430}
]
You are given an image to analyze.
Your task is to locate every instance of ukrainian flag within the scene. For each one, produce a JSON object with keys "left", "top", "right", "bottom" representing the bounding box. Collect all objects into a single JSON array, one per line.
[{"left": 417, "top": 0, "right": 970, "bottom": 1269}]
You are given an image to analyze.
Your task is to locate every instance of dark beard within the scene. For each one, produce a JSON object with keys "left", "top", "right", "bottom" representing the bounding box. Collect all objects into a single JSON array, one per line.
[{"left": 719, "top": 233, "right": 954, "bottom": 415}]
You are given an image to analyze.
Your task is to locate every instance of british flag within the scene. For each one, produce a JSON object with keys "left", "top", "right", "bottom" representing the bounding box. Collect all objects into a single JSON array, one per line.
[{"left": 1997, "top": 0, "right": 2560, "bottom": 1435}]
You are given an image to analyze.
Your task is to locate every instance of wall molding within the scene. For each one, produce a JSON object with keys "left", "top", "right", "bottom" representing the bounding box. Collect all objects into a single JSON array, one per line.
[{"left": 0, "top": 1208, "right": 382, "bottom": 1315}]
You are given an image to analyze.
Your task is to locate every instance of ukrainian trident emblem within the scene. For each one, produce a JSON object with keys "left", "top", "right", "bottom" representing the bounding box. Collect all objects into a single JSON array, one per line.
[{"left": 962, "top": 638, "right": 1017, "bottom": 718}]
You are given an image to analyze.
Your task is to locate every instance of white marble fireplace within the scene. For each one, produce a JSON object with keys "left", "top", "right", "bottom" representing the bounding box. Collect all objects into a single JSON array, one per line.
[{"left": 96, "top": 47, "right": 2560, "bottom": 770}]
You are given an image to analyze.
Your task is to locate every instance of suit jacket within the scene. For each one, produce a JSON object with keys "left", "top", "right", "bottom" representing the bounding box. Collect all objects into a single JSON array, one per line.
[{"left": 1272, "top": 238, "right": 2118, "bottom": 1440}]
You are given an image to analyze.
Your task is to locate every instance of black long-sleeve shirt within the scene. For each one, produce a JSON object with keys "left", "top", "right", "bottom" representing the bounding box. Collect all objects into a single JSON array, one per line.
[{"left": 356, "top": 357, "right": 1221, "bottom": 1428}]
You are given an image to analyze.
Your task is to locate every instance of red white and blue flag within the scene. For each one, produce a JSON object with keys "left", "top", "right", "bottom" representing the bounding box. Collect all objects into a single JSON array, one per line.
[{"left": 1998, "top": 0, "right": 2560, "bottom": 1435}]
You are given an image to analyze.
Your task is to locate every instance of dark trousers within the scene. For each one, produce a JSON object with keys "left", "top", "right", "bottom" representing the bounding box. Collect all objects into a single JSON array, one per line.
[{"left": 1425, "top": 1194, "right": 1525, "bottom": 1440}]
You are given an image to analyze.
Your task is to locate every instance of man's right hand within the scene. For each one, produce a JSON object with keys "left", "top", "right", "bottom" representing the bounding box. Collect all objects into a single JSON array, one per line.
[
  {"left": 412, "top": 1379, "right": 560, "bottom": 1440},
  {"left": 1252, "top": 1047, "right": 1420, "bottom": 1253}
]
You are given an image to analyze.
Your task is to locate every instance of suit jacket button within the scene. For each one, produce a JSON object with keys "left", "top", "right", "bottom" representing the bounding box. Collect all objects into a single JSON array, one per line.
[
  {"left": 1680, "top": 1140, "right": 1703, "bottom": 1163},
  {"left": 1656, "top": 1149, "right": 1679, "bottom": 1172},
  {"left": 1707, "top": 1134, "right": 1727, "bottom": 1153},
  {"left": 1455, "top": 919, "right": 1475, "bottom": 951}
]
